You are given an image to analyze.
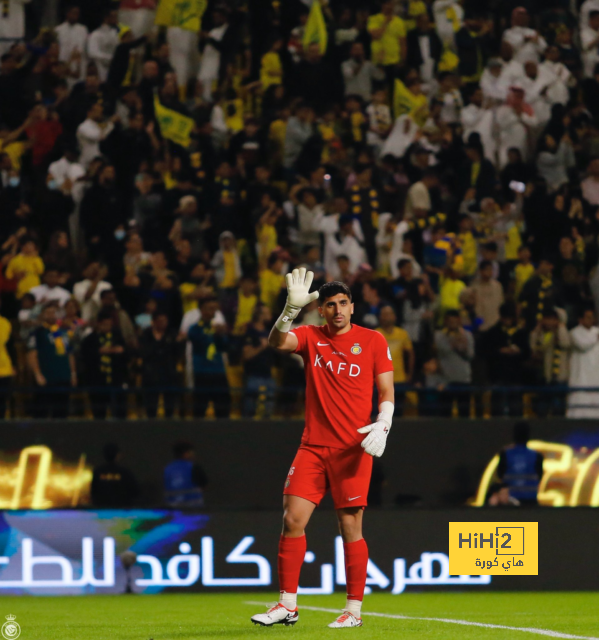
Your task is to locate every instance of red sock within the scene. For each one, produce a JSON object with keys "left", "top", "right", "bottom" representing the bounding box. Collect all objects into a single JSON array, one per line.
[
  {"left": 278, "top": 534, "right": 306, "bottom": 597},
  {"left": 344, "top": 538, "right": 368, "bottom": 601}
]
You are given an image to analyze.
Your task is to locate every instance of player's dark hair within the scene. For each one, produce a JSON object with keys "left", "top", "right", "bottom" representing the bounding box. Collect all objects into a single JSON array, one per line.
[
  {"left": 97, "top": 308, "right": 114, "bottom": 323},
  {"left": 479, "top": 260, "right": 492, "bottom": 271},
  {"left": 199, "top": 295, "right": 218, "bottom": 307},
  {"left": 173, "top": 441, "right": 194, "bottom": 458},
  {"left": 103, "top": 442, "right": 119, "bottom": 463},
  {"left": 513, "top": 421, "right": 530, "bottom": 445},
  {"left": 318, "top": 281, "right": 352, "bottom": 304},
  {"left": 500, "top": 301, "right": 517, "bottom": 319},
  {"left": 397, "top": 258, "right": 412, "bottom": 270},
  {"left": 445, "top": 310, "right": 460, "bottom": 320},
  {"left": 482, "top": 241, "right": 498, "bottom": 253},
  {"left": 542, "top": 309, "right": 559, "bottom": 320}
]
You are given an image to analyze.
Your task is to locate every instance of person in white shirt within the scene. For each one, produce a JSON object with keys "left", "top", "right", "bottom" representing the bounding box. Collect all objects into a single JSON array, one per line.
[
  {"left": 437, "top": 71, "right": 463, "bottom": 125},
  {"left": 73, "top": 262, "right": 113, "bottom": 321},
  {"left": 167, "top": 28, "right": 199, "bottom": 98},
  {"left": 366, "top": 89, "right": 392, "bottom": 158},
  {"left": 48, "top": 146, "right": 87, "bottom": 251},
  {"left": 29, "top": 268, "right": 71, "bottom": 308},
  {"left": 496, "top": 86, "right": 538, "bottom": 168},
  {"left": 342, "top": 42, "right": 384, "bottom": 101},
  {"left": 315, "top": 213, "right": 367, "bottom": 279},
  {"left": 381, "top": 114, "right": 419, "bottom": 158},
  {"left": 540, "top": 45, "right": 574, "bottom": 89},
  {"left": 0, "top": 0, "right": 30, "bottom": 56},
  {"left": 567, "top": 308, "right": 599, "bottom": 418},
  {"left": 502, "top": 7, "right": 547, "bottom": 65},
  {"left": 405, "top": 170, "right": 437, "bottom": 217},
  {"left": 461, "top": 86, "right": 496, "bottom": 163},
  {"left": 76, "top": 103, "right": 115, "bottom": 168},
  {"left": 480, "top": 57, "right": 509, "bottom": 103},
  {"left": 48, "top": 146, "right": 86, "bottom": 201},
  {"left": 55, "top": 5, "right": 88, "bottom": 86},
  {"left": 433, "top": 0, "right": 463, "bottom": 47},
  {"left": 119, "top": 0, "right": 156, "bottom": 38},
  {"left": 581, "top": 11, "right": 599, "bottom": 79},
  {"left": 197, "top": 8, "right": 230, "bottom": 101},
  {"left": 521, "top": 61, "right": 568, "bottom": 127},
  {"left": 87, "top": 8, "right": 120, "bottom": 82},
  {"left": 486, "top": 42, "right": 527, "bottom": 102},
  {"left": 580, "top": 0, "right": 599, "bottom": 31}
]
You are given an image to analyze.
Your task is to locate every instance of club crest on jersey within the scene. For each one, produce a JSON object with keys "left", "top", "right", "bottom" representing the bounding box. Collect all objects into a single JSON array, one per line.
[{"left": 351, "top": 344, "right": 362, "bottom": 355}]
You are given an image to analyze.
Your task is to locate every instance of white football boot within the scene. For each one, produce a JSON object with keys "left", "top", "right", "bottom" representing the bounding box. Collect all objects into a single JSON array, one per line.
[
  {"left": 251, "top": 603, "right": 299, "bottom": 627},
  {"left": 328, "top": 611, "right": 363, "bottom": 628}
]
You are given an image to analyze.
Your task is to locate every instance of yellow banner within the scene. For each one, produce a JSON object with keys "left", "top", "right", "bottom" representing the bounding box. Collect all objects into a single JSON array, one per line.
[
  {"left": 393, "top": 78, "right": 429, "bottom": 126},
  {"left": 155, "top": 0, "right": 207, "bottom": 32},
  {"left": 154, "top": 96, "right": 194, "bottom": 147},
  {"left": 303, "top": 0, "right": 327, "bottom": 55},
  {"left": 449, "top": 522, "right": 538, "bottom": 575}
]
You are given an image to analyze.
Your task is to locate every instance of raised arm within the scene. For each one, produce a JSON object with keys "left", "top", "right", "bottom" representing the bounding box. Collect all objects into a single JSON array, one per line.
[{"left": 268, "top": 268, "right": 319, "bottom": 352}]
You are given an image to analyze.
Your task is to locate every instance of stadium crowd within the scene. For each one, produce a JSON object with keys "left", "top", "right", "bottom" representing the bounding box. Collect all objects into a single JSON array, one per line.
[{"left": 3, "top": 0, "right": 599, "bottom": 419}]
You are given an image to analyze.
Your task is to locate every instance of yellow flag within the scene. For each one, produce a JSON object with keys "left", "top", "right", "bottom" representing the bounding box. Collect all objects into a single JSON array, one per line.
[
  {"left": 394, "top": 78, "right": 429, "bottom": 126},
  {"left": 303, "top": 0, "right": 327, "bottom": 55},
  {"left": 155, "top": 0, "right": 207, "bottom": 32},
  {"left": 154, "top": 96, "right": 194, "bottom": 147}
]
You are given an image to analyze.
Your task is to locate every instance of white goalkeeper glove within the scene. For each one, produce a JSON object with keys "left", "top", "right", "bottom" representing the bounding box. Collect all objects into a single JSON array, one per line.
[
  {"left": 275, "top": 267, "right": 319, "bottom": 332},
  {"left": 357, "top": 401, "right": 394, "bottom": 457}
]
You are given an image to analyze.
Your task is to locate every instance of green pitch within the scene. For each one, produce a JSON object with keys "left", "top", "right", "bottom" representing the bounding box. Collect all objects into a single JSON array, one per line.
[{"left": 0, "top": 592, "right": 597, "bottom": 640}]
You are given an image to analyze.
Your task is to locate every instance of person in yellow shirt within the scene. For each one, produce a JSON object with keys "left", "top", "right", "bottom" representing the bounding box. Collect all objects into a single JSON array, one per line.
[
  {"left": 514, "top": 245, "right": 535, "bottom": 299},
  {"left": 5, "top": 237, "right": 45, "bottom": 299},
  {"left": 233, "top": 277, "right": 259, "bottom": 335},
  {"left": 377, "top": 305, "right": 414, "bottom": 383},
  {"left": 259, "top": 253, "right": 285, "bottom": 312},
  {"left": 368, "top": 0, "right": 407, "bottom": 80},
  {"left": 260, "top": 36, "right": 284, "bottom": 92},
  {"left": 0, "top": 306, "right": 15, "bottom": 418},
  {"left": 405, "top": 0, "right": 427, "bottom": 31},
  {"left": 457, "top": 214, "right": 478, "bottom": 280},
  {"left": 256, "top": 197, "right": 281, "bottom": 271},
  {"left": 439, "top": 267, "right": 466, "bottom": 322}
]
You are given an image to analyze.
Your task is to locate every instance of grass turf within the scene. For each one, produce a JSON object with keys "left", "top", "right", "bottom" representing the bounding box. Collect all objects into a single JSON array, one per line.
[{"left": 0, "top": 592, "right": 596, "bottom": 639}]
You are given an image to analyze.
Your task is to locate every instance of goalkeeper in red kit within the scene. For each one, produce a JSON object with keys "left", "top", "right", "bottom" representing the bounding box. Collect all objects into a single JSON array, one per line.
[{"left": 251, "top": 269, "right": 394, "bottom": 629}]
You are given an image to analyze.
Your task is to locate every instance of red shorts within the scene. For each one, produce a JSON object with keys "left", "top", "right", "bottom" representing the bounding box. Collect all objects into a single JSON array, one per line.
[{"left": 283, "top": 444, "right": 373, "bottom": 509}]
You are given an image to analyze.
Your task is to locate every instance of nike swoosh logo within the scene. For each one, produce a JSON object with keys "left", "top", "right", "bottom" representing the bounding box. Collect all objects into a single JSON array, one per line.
[
  {"left": 347, "top": 496, "right": 361, "bottom": 501},
  {"left": 317, "top": 342, "right": 330, "bottom": 346}
]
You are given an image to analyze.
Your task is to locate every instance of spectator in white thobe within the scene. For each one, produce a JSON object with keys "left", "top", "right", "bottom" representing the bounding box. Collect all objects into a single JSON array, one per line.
[
  {"left": 0, "top": 0, "right": 29, "bottom": 55},
  {"left": 581, "top": 10, "right": 599, "bottom": 79},
  {"left": 198, "top": 9, "right": 229, "bottom": 101},
  {"left": 502, "top": 7, "right": 547, "bottom": 65},
  {"left": 567, "top": 309, "right": 599, "bottom": 418},
  {"left": 55, "top": 5, "right": 88, "bottom": 85},
  {"left": 496, "top": 86, "right": 538, "bottom": 168},
  {"left": 119, "top": 0, "right": 156, "bottom": 37},
  {"left": 461, "top": 85, "right": 496, "bottom": 162},
  {"left": 76, "top": 104, "right": 115, "bottom": 168},
  {"left": 87, "top": 8, "right": 120, "bottom": 82}
]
